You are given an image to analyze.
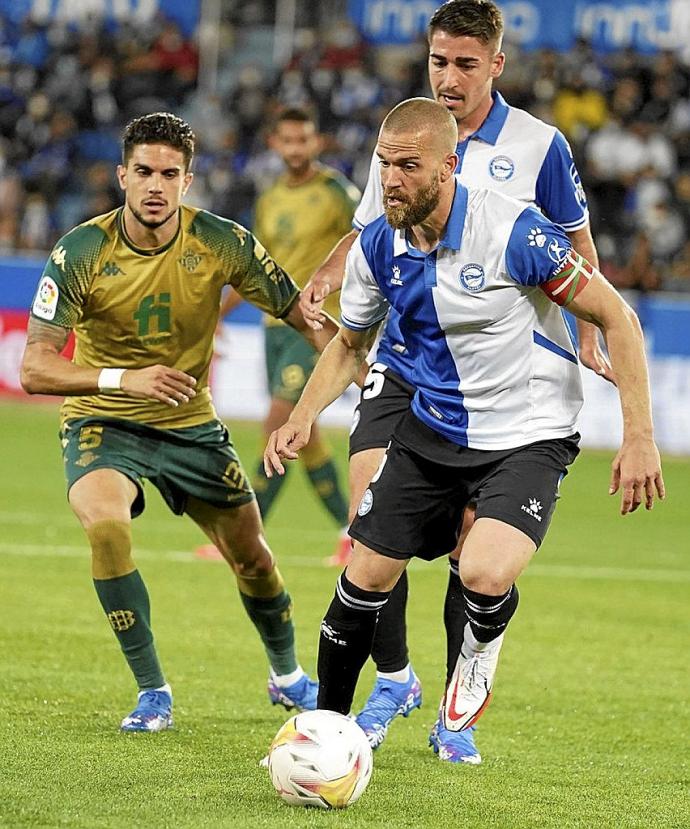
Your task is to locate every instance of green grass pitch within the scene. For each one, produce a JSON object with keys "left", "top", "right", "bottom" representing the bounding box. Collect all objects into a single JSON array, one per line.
[{"left": 1, "top": 401, "right": 688, "bottom": 828}]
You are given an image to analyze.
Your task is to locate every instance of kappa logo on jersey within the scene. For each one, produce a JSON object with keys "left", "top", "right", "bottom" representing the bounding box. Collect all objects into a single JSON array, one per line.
[
  {"left": 520, "top": 497, "right": 543, "bottom": 522},
  {"left": 100, "top": 261, "right": 124, "bottom": 276},
  {"left": 547, "top": 238, "right": 568, "bottom": 265},
  {"left": 50, "top": 245, "right": 67, "bottom": 270},
  {"left": 357, "top": 488, "right": 374, "bottom": 516},
  {"left": 527, "top": 227, "right": 547, "bottom": 248},
  {"left": 232, "top": 225, "right": 248, "bottom": 246},
  {"left": 32, "top": 275, "right": 59, "bottom": 320},
  {"left": 391, "top": 264, "right": 404, "bottom": 286},
  {"left": 488, "top": 155, "right": 515, "bottom": 181},
  {"left": 459, "top": 263, "right": 485, "bottom": 292}
]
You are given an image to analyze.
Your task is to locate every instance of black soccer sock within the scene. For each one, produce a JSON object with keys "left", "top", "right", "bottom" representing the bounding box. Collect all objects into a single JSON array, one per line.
[
  {"left": 370, "top": 570, "right": 409, "bottom": 672},
  {"left": 252, "top": 459, "right": 288, "bottom": 519},
  {"left": 461, "top": 581, "right": 520, "bottom": 645},
  {"left": 305, "top": 457, "right": 349, "bottom": 527},
  {"left": 444, "top": 558, "right": 467, "bottom": 683},
  {"left": 317, "top": 572, "right": 390, "bottom": 714},
  {"left": 93, "top": 571, "right": 165, "bottom": 690}
]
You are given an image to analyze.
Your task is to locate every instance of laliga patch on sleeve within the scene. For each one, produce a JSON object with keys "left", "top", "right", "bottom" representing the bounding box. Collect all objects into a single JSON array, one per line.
[{"left": 32, "top": 275, "right": 60, "bottom": 320}]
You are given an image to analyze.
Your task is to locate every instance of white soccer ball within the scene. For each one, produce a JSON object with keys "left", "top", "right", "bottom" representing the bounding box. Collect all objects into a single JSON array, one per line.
[{"left": 268, "top": 709, "right": 373, "bottom": 809}]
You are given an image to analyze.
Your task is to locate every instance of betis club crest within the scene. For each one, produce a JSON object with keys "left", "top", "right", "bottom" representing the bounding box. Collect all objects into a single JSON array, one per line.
[{"left": 178, "top": 248, "right": 202, "bottom": 272}]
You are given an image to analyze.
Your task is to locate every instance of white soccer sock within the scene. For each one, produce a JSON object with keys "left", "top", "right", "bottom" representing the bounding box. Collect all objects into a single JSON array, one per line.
[
  {"left": 272, "top": 666, "right": 305, "bottom": 688},
  {"left": 138, "top": 682, "right": 172, "bottom": 699},
  {"left": 376, "top": 664, "right": 410, "bottom": 684},
  {"left": 462, "top": 622, "right": 503, "bottom": 655}
]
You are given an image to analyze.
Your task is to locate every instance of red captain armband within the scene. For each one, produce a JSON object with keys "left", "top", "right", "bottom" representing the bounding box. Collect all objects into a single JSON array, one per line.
[{"left": 540, "top": 251, "right": 595, "bottom": 306}]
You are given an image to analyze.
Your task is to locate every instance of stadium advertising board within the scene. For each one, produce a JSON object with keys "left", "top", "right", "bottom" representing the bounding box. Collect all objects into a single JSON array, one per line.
[
  {"left": 347, "top": 0, "right": 690, "bottom": 52},
  {"left": 0, "top": 311, "right": 30, "bottom": 397},
  {"left": 0, "top": 0, "right": 200, "bottom": 36}
]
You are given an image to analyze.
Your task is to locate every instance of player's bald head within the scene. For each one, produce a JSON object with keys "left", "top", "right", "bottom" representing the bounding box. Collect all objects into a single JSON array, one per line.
[{"left": 380, "top": 97, "right": 458, "bottom": 156}]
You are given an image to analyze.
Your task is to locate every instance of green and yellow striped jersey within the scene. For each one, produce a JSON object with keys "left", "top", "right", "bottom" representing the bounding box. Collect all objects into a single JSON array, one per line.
[
  {"left": 254, "top": 164, "right": 359, "bottom": 325},
  {"left": 31, "top": 205, "right": 299, "bottom": 428}
]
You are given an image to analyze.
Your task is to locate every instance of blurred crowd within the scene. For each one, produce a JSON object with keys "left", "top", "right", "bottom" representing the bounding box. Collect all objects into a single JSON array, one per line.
[{"left": 1, "top": 11, "right": 689, "bottom": 293}]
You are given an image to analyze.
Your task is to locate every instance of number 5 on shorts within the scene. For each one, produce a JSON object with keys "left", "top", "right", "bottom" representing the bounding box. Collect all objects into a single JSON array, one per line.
[{"left": 362, "top": 362, "right": 388, "bottom": 400}]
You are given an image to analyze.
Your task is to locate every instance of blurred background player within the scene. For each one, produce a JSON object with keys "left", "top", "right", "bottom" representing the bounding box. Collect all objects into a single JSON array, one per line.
[
  {"left": 299, "top": 0, "right": 615, "bottom": 760},
  {"left": 20, "top": 112, "right": 337, "bottom": 732},
  {"left": 197, "top": 108, "right": 360, "bottom": 562}
]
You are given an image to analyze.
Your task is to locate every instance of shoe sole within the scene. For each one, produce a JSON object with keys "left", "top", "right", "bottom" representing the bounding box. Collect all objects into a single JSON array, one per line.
[
  {"left": 429, "top": 734, "right": 481, "bottom": 765},
  {"left": 120, "top": 717, "right": 174, "bottom": 733}
]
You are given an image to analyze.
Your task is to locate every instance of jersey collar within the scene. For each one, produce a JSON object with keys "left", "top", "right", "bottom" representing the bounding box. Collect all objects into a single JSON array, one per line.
[
  {"left": 117, "top": 207, "right": 182, "bottom": 255},
  {"left": 392, "top": 179, "right": 468, "bottom": 256},
  {"left": 440, "top": 179, "right": 468, "bottom": 251},
  {"left": 465, "top": 91, "right": 510, "bottom": 147}
]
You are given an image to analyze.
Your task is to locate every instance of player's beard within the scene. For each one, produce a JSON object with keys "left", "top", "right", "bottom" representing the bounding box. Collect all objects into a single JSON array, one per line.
[
  {"left": 285, "top": 157, "right": 310, "bottom": 177},
  {"left": 129, "top": 202, "right": 178, "bottom": 230},
  {"left": 384, "top": 175, "right": 440, "bottom": 229}
]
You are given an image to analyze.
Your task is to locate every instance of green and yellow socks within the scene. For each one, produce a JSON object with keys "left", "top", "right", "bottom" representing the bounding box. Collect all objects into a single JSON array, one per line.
[{"left": 87, "top": 520, "right": 165, "bottom": 690}]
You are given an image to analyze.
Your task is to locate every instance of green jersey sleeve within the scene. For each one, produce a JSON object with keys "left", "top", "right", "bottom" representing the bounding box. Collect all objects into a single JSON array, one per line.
[
  {"left": 191, "top": 210, "right": 300, "bottom": 319},
  {"left": 30, "top": 224, "right": 108, "bottom": 328},
  {"left": 325, "top": 172, "right": 360, "bottom": 236}
]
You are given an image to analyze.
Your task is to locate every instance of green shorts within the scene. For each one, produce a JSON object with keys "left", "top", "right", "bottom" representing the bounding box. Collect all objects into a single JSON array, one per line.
[
  {"left": 61, "top": 417, "right": 254, "bottom": 518},
  {"left": 264, "top": 325, "right": 318, "bottom": 403}
]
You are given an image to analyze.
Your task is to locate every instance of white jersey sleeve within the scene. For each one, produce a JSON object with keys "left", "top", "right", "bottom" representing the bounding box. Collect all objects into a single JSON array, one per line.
[
  {"left": 353, "top": 150, "right": 384, "bottom": 230},
  {"left": 340, "top": 231, "right": 389, "bottom": 330}
]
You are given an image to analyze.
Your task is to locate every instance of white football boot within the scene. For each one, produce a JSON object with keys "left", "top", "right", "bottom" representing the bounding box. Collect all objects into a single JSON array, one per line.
[{"left": 443, "top": 624, "right": 504, "bottom": 732}]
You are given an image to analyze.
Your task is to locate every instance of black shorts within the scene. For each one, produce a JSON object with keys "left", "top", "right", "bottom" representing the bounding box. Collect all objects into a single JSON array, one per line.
[
  {"left": 348, "top": 363, "right": 414, "bottom": 457},
  {"left": 349, "top": 411, "right": 580, "bottom": 560}
]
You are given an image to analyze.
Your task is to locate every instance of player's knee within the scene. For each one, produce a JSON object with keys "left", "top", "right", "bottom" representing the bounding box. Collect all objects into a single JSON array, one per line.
[
  {"left": 232, "top": 550, "right": 275, "bottom": 581},
  {"left": 74, "top": 504, "right": 131, "bottom": 529},
  {"left": 459, "top": 564, "right": 513, "bottom": 596},
  {"left": 235, "top": 560, "right": 285, "bottom": 599},
  {"left": 86, "top": 520, "right": 135, "bottom": 580}
]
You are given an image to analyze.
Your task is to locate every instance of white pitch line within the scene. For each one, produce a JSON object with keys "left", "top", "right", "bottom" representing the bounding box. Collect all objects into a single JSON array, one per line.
[
  {"left": 0, "top": 511, "right": 332, "bottom": 540},
  {"left": 524, "top": 563, "right": 690, "bottom": 584},
  {"left": 1, "top": 543, "right": 689, "bottom": 584}
]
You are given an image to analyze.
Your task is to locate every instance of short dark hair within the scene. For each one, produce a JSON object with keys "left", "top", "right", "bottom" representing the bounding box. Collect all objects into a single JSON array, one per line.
[
  {"left": 428, "top": 0, "right": 504, "bottom": 48},
  {"left": 274, "top": 107, "right": 317, "bottom": 130},
  {"left": 122, "top": 112, "right": 195, "bottom": 170}
]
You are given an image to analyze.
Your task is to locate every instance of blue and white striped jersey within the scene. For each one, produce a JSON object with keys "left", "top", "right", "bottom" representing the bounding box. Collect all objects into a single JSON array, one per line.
[
  {"left": 341, "top": 180, "right": 584, "bottom": 450},
  {"left": 352, "top": 92, "right": 589, "bottom": 381}
]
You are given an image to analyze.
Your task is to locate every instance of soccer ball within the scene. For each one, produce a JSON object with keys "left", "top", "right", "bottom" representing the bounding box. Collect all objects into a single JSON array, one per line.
[{"left": 268, "top": 709, "right": 373, "bottom": 809}]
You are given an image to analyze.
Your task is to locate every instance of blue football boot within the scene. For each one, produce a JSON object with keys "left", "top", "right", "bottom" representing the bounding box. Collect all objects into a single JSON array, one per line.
[
  {"left": 120, "top": 684, "right": 173, "bottom": 733},
  {"left": 428, "top": 717, "right": 481, "bottom": 764},
  {"left": 355, "top": 669, "right": 422, "bottom": 749},
  {"left": 267, "top": 671, "right": 318, "bottom": 711}
]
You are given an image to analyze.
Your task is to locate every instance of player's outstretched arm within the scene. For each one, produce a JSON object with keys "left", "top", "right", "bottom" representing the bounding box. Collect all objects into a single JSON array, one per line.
[
  {"left": 565, "top": 272, "right": 665, "bottom": 514},
  {"left": 264, "top": 324, "right": 376, "bottom": 477},
  {"left": 299, "top": 229, "right": 359, "bottom": 330},
  {"left": 283, "top": 296, "right": 340, "bottom": 354},
  {"left": 21, "top": 318, "right": 197, "bottom": 407},
  {"left": 566, "top": 225, "right": 616, "bottom": 385}
]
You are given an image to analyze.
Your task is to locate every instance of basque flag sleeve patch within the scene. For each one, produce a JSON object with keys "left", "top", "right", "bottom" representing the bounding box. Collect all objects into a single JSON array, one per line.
[{"left": 540, "top": 250, "right": 595, "bottom": 306}]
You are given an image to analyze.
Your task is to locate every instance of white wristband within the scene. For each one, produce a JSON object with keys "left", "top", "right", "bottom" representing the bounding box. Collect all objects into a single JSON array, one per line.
[{"left": 98, "top": 368, "right": 126, "bottom": 392}]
